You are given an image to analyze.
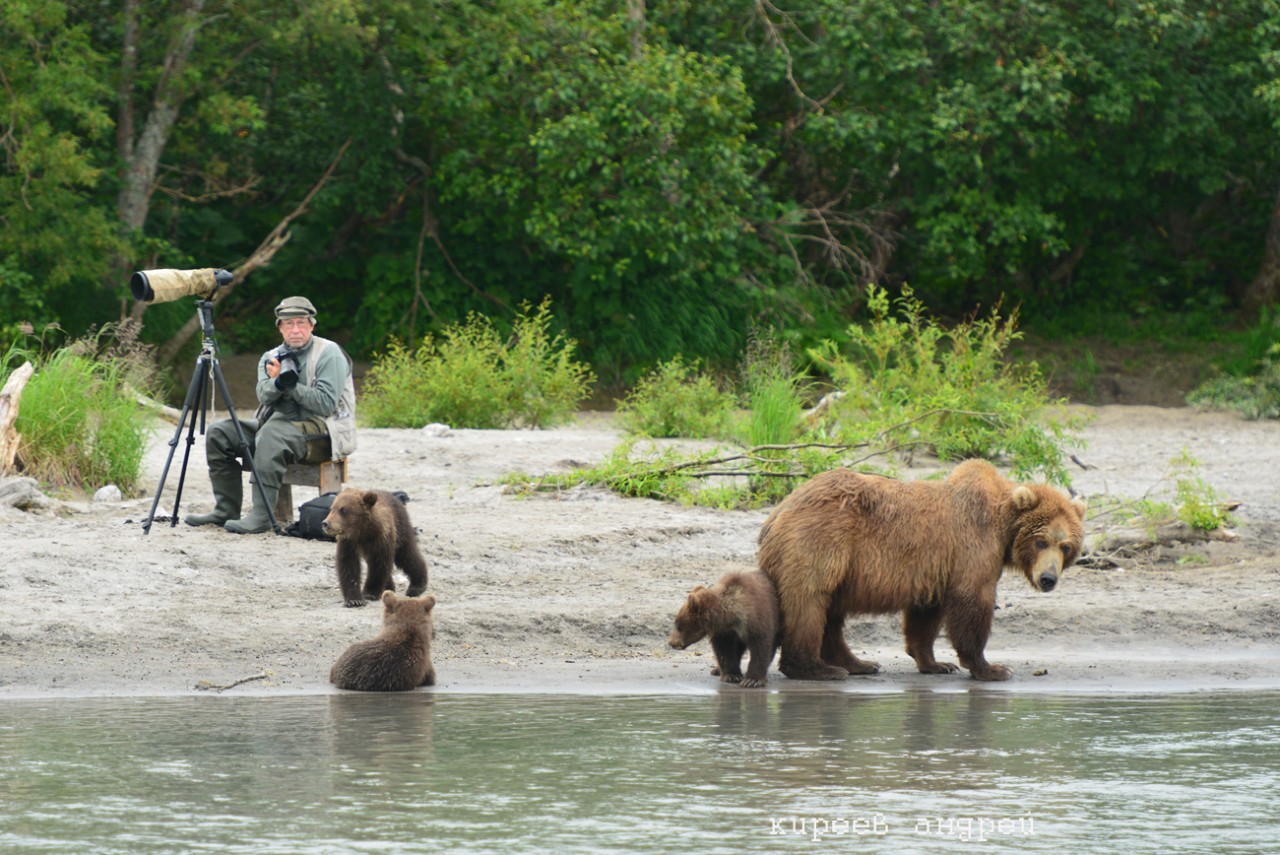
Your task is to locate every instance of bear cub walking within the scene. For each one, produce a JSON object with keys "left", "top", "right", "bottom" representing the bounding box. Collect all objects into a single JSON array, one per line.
[
  {"left": 321, "top": 488, "right": 429, "bottom": 608},
  {"left": 330, "top": 591, "right": 437, "bottom": 691},
  {"left": 668, "top": 570, "right": 780, "bottom": 688}
]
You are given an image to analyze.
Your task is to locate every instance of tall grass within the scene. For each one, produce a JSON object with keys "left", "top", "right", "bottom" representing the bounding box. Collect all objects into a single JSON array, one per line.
[
  {"left": 10, "top": 327, "right": 156, "bottom": 492},
  {"left": 741, "top": 329, "right": 805, "bottom": 447}
]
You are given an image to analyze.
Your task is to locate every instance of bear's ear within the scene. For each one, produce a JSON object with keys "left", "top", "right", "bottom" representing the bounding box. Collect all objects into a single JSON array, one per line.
[
  {"left": 362, "top": 491, "right": 380, "bottom": 509},
  {"left": 1011, "top": 485, "right": 1040, "bottom": 512},
  {"left": 420, "top": 594, "right": 437, "bottom": 612},
  {"left": 688, "top": 586, "right": 716, "bottom": 611},
  {"left": 381, "top": 590, "right": 398, "bottom": 608},
  {"left": 1070, "top": 497, "right": 1087, "bottom": 519}
]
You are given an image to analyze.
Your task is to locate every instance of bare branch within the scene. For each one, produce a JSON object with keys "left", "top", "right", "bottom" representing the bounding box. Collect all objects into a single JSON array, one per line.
[{"left": 152, "top": 139, "right": 352, "bottom": 363}]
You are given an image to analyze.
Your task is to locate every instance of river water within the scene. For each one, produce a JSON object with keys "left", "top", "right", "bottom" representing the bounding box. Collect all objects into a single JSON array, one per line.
[{"left": 1, "top": 691, "right": 1276, "bottom": 854}]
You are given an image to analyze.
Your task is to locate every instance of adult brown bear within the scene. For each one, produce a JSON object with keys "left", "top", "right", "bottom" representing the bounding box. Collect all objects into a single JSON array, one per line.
[{"left": 757, "top": 459, "right": 1086, "bottom": 681}]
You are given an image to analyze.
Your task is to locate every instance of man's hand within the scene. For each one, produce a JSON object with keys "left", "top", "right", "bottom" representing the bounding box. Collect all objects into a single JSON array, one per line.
[{"left": 265, "top": 357, "right": 281, "bottom": 380}]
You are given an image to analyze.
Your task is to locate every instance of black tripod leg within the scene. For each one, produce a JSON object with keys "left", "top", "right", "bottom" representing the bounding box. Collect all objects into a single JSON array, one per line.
[
  {"left": 141, "top": 355, "right": 209, "bottom": 535},
  {"left": 210, "top": 358, "right": 282, "bottom": 535},
  {"left": 169, "top": 362, "right": 210, "bottom": 527}
]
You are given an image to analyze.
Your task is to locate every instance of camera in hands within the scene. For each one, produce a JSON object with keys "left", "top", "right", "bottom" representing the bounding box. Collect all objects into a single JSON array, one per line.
[
  {"left": 130, "top": 267, "right": 233, "bottom": 304},
  {"left": 273, "top": 345, "right": 300, "bottom": 389}
]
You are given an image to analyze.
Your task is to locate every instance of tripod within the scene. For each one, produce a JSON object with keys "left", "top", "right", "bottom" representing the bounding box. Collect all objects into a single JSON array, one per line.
[{"left": 141, "top": 299, "right": 281, "bottom": 535}]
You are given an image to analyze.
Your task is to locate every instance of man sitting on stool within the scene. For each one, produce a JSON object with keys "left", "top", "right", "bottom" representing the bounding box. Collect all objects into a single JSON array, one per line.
[{"left": 185, "top": 296, "right": 357, "bottom": 534}]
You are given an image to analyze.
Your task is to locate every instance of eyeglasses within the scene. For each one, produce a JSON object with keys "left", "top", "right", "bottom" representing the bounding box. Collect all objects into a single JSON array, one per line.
[{"left": 278, "top": 318, "right": 313, "bottom": 329}]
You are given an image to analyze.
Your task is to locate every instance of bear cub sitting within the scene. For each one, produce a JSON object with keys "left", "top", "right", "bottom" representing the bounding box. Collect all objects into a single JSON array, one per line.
[
  {"left": 668, "top": 570, "right": 780, "bottom": 688},
  {"left": 321, "top": 488, "right": 429, "bottom": 608},
  {"left": 330, "top": 591, "right": 437, "bottom": 691}
]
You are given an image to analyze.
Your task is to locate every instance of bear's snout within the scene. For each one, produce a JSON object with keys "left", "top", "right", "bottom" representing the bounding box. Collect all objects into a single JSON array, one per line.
[
  {"left": 668, "top": 633, "right": 688, "bottom": 650},
  {"left": 1038, "top": 572, "right": 1058, "bottom": 592}
]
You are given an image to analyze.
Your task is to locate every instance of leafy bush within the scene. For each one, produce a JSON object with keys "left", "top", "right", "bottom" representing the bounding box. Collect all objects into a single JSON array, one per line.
[
  {"left": 1108, "top": 450, "right": 1235, "bottom": 534},
  {"left": 501, "top": 298, "right": 597, "bottom": 428},
  {"left": 615, "top": 356, "right": 737, "bottom": 438},
  {"left": 509, "top": 288, "right": 1081, "bottom": 508},
  {"left": 1188, "top": 343, "right": 1280, "bottom": 420},
  {"left": 360, "top": 299, "right": 594, "bottom": 429},
  {"left": 809, "top": 285, "right": 1081, "bottom": 484},
  {"left": 1169, "top": 451, "right": 1234, "bottom": 531},
  {"left": 8, "top": 328, "right": 157, "bottom": 493}
]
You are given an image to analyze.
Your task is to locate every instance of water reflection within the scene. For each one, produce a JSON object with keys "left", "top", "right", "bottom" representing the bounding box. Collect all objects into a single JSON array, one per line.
[{"left": 0, "top": 691, "right": 1275, "bottom": 853}]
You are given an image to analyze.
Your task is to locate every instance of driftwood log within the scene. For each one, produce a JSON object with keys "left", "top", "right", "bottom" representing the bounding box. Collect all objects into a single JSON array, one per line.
[
  {"left": 1091, "top": 516, "right": 1241, "bottom": 559},
  {"left": 0, "top": 362, "right": 35, "bottom": 474}
]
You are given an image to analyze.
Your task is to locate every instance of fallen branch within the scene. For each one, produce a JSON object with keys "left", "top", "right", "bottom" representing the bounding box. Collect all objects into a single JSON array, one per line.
[
  {"left": 194, "top": 671, "right": 272, "bottom": 693},
  {"left": 127, "top": 385, "right": 182, "bottom": 424}
]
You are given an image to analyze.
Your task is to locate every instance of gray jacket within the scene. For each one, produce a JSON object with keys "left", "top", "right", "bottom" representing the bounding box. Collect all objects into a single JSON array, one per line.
[{"left": 255, "top": 334, "right": 358, "bottom": 458}]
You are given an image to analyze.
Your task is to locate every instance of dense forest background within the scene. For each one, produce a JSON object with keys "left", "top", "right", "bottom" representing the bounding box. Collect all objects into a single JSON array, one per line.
[{"left": 4, "top": 0, "right": 1280, "bottom": 386}]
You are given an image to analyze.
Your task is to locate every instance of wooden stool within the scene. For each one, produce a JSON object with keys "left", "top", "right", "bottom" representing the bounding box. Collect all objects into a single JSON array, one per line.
[{"left": 275, "top": 458, "right": 348, "bottom": 522}]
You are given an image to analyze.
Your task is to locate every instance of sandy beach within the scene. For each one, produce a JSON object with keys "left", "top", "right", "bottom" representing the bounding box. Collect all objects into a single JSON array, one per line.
[{"left": 2, "top": 405, "right": 1279, "bottom": 698}]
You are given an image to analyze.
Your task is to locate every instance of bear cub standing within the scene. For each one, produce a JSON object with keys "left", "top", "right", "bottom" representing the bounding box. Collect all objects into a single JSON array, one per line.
[
  {"left": 330, "top": 591, "right": 437, "bottom": 691},
  {"left": 668, "top": 570, "right": 780, "bottom": 688},
  {"left": 322, "top": 488, "right": 429, "bottom": 608}
]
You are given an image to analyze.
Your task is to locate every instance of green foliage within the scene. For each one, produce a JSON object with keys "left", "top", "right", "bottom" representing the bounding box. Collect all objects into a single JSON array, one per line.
[
  {"left": 2, "top": 0, "right": 1279, "bottom": 385},
  {"left": 0, "top": 1, "right": 122, "bottom": 324},
  {"left": 1188, "top": 343, "right": 1280, "bottom": 420},
  {"left": 810, "top": 285, "right": 1081, "bottom": 484},
  {"left": 1113, "top": 451, "right": 1235, "bottom": 533},
  {"left": 9, "top": 330, "right": 157, "bottom": 493},
  {"left": 739, "top": 328, "right": 806, "bottom": 447},
  {"left": 737, "top": 328, "right": 809, "bottom": 503},
  {"left": 360, "top": 327, "right": 508, "bottom": 430},
  {"left": 503, "top": 437, "right": 850, "bottom": 511},
  {"left": 501, "top": 298, "right": 597, "bottom": 428},
  {"left": 615, "top": 357, "right": 736, "bottom": 439},
  {"left": 1188, "top": 312, "right": 1280, "bottom": 419},
  {"left": 1171, "top": 452, "right": 1234, "bottom": 532},
  {"left": 513, "top": 290, "right": 1081, "bottom": 508},
  {"left": 360, "top": 299, "right": 593, "bottom": 429}
]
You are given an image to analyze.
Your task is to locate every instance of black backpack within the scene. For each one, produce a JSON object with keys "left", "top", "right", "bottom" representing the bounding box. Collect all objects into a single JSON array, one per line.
[{"left": 285, "top": 491, "right": 338, "bottom": 541}]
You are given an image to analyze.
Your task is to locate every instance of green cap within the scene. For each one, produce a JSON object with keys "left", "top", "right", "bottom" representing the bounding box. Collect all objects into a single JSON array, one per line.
[{"left": 274, "top": 296, "right": 317, "bottom": 322}]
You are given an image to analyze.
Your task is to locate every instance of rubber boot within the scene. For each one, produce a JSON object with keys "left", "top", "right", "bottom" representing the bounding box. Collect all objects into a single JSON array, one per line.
[
  {"left": 224, "top": 481, "right": 279, "bottom": 534},
  {"left": 184, "top": 472, "right": 243, "bottom": 527}
]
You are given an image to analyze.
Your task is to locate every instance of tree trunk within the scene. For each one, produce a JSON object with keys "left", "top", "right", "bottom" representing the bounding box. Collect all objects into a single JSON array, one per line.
[
  {"left": 626, "top": 0, "right": 645, "bottom": 59},
  {"left": 115, "top": 0, "right": 210, "bottom": 321},
  {"left": 116, "top": 0, "right": 209, "bottom": 233},
  {"left": 1244, "top": 179, "right": 1280, "bottom": 312}
]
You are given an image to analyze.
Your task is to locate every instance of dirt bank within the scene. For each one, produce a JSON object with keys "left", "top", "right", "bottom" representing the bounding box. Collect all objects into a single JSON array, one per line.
[{"left": 2, "top": 406, "right": 1279, "bottom": 698}]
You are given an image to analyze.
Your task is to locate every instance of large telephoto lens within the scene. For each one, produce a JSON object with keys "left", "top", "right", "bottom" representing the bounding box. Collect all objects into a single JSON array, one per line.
[{"left": 130, "top": 268, "right": 232, "bottom": 304}]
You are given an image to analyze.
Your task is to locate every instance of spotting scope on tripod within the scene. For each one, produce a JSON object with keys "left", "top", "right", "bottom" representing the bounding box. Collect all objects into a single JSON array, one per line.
[{"left": 134, "top": 267, "right": 282, "bottom": 536}]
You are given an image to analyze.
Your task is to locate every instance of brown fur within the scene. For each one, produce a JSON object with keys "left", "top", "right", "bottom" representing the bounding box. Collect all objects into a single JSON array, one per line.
[
  {"left": 668, "top": 571, "right": 780, "bottom": 688},
  {"left": 322, "top": 489, "right": 429, "bottom": 608},
  {"left": 757, "top": 459, "right": 1086, "bottom": 682},
  {"left": 330, "top": 591, "right": 437, "bottom": 691}
]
